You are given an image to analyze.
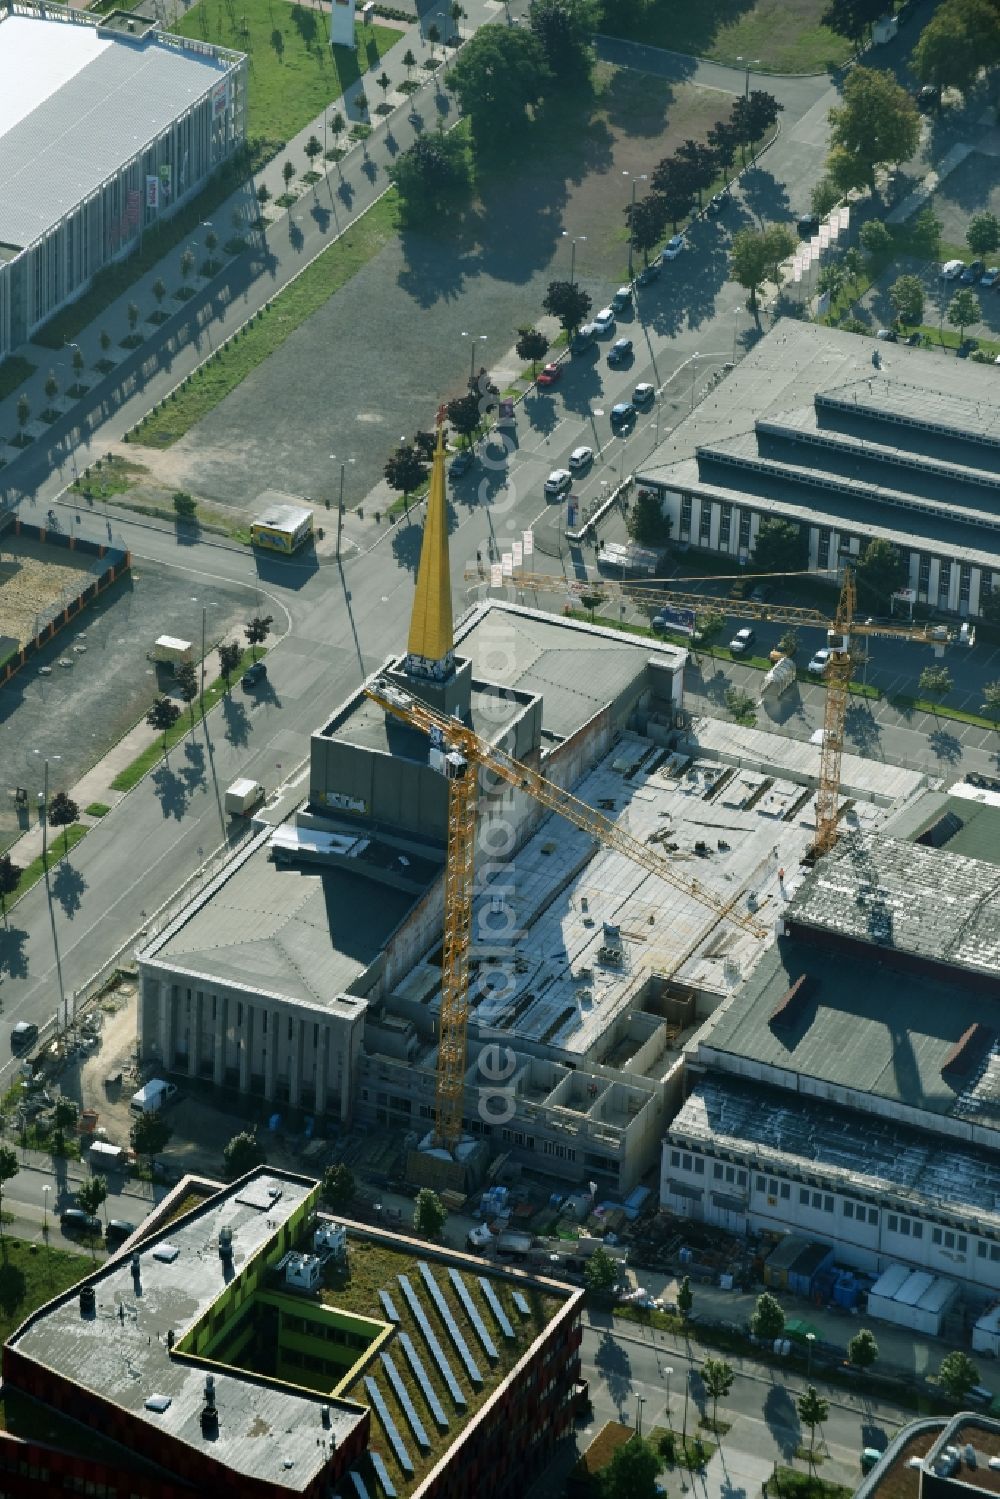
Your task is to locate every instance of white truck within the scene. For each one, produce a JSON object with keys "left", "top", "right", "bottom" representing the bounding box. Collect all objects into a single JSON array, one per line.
[
  {"left": 130, "top": 1079, "right": 178, "bottom": 1115},
  {"left": 89, "top": 1140, "right": 127, "bottom": 1171},
  {"left": 760, "top": 656, "right": 797, "bottom": 701},
  {"left": 224, "top": 778, "right": 266, "bottom": 817},
  {"left": 149, "top": 636, "right": 194, "bottom": 672}
]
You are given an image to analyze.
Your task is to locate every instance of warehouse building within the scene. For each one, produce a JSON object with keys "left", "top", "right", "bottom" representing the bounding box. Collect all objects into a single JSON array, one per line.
[
  {"left": 635, "top": 319, "right": 1000, "bottom": 618},
  {"left": 2, "top": 1167, "right": 583, "bottom": 1499},
  {"left": 662, "top": 792, "right": 1000, "bottom": 1299},
  {"left": 0, "top": 1, "right": 246, "bottom": 358}
]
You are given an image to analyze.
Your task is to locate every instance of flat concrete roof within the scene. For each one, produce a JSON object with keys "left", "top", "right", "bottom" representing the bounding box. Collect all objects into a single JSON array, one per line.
[
  {"left": 636, "top": 319, "right": 1000, "bottom": 570},
  {"left": 672, "top": 1075, "right": 1000, "bottom": 1234},
  {"left": 149, "top": 827, "right": 428, "bottom": 1003},
  {"left": 454, "top": 603, "right": 686, "bottom": 744},
  {"left": 393, "top": 721, "right": 911, "bottom": 1062},
  {"left": 323, "top": 680, "right": 525, "bottom": 758},
  {"left": 0, "top": 11, "right": 235, "bottom": 251},
  {"left": 701, "top": 937, "right": 1000, "bottom": 1127},
  {"left": 11, "top": 1171, "right": 364, "bottom": 1493}
]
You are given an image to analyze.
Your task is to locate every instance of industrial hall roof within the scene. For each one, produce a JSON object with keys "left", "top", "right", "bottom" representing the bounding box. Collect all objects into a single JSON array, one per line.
[
  {"left": 700, "top": 935, "right": 1000, "bottom": 1129},
  {"left": 0, "top": 10, "right": 235, "bottom": 252},
  {"left": 786, "top": 831, "right": 1000, "bottom": 980},
  {"left": 636, "top": 319, "right": 1000, "bottom": 571}
]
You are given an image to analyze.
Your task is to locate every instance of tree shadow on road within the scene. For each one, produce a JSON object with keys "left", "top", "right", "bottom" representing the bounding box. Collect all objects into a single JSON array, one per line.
[
  {"left": 52, "top": 859, "right": 86, "bottom": 919},
  {"left": 151, "top": 763, "right": 190, "bottom": 822},
  {"left": 844, "top": 700, "right": 882, "bottom": 756},
  {"left": 928, "top": 725, "right": 962, "bottom": 762},
  {"left": 222, "top": 695, "right": 251, "bottom": 748},
  {"left": 594, "top": 1328, "right": 632, "bottom": 1412},
  {"left": 740, "top": 167, "right": 791, "bottom": 230},
  {"left": 0, "top": 925, "right": 28, "bottom": 979},
  {"left": 764, "top": 1383, "right": 800, "bottom": 1461}
]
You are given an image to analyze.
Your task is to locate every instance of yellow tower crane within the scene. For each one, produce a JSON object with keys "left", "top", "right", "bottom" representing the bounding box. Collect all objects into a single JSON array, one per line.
[
  {"left": 488, "top": 566, "right": 955, "bottom": 857},
  {"left": 367, "top": 677, "right": 769, "bottom": 1151}
]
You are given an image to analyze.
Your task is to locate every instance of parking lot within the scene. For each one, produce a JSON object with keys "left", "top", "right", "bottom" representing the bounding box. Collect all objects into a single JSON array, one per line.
[{"left": 0, "top": 562, "right": 258, "bottom": 848}]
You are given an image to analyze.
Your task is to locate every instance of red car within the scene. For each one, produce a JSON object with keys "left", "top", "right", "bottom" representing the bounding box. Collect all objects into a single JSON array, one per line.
[{"left": 536, "top": 362, "right": 561, "bottom": 387}]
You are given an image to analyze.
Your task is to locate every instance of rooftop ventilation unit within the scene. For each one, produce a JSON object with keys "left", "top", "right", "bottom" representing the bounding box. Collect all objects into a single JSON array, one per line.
[
  {"left": 219, "top": 1225, "right": 233, "bottom": 1260},
  {"left": 79, "top": 1285, "right": 96, "bottom": 1317}
]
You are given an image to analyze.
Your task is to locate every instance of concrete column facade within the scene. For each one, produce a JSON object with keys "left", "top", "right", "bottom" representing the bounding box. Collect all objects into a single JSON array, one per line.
[
  {"left": 158, "top": 983, "right": 171, "bottom": 1066},
  {"left": 265, "top": 1009, "right": 279, "bottom": 1100},
  {"left": 289, "top": 1016, "right": 303, "bottom": 1108},
  {"left": 189, "top": 992, "right": 202, "bottom": 1079},
  {"left": 240, "top": 1004, "right": 253, "bottom": 1093},
  {"left": 314, "top": 1026, "right": 328, "bottom": 1116},
  {"left": 214, "top": 993, "right": 227, "bottom": 1086}
]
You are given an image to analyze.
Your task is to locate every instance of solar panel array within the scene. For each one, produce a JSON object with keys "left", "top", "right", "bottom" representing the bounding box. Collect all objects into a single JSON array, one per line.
[
  {"left": 397, "top": 1275, "right": 467, "bottom": 1409},
  {"left": 447, "top": 1268, "right": 498, "bottom": 1362},
  {"left": 349, "top": 1471, "right": 371, "bottom": 1499},
  {"left": 398, "top": 1331, "right": 449, "bottom": 1430},
  {"left": 418, "top": 1261, "right": 482, "bottom": 1386},
  {"left": 512, "top": 1291, "right": 531, "bottom": 1318},
  {"left": 364, "top": 1376, "right": 414, "bottom": 1478},
  {"left": 478, "top": 1276, "right": 515, "bottom": 1340},
  {"left": 378, "top": 1289, "right": 400, "bottom": 1323},
  {"left": 381, "top": 1353, "right": 430, "bottom": 1452},
  {"left": 369, "top": 1451, "right": 397, "bottom": 1499}
]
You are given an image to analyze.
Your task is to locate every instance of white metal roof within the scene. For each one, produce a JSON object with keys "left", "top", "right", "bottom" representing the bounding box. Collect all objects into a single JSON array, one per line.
[{"left": 0, "top": 14, "right": 232, "bottom": 251}]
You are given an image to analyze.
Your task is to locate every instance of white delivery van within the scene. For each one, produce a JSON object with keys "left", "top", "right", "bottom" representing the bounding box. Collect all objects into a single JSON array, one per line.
[{"left": 130, "top": 1079, "right": 178, "bottom": 1115}]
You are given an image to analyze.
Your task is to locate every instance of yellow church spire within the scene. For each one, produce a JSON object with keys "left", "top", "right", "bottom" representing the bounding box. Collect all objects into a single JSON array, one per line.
[{"left": 405, "top": 410, "right": 454, "bottom": 677}]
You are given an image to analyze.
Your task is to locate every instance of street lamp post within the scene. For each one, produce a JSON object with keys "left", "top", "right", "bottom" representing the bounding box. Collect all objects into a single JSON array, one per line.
[
  {"left": 191, "top": 599, "right": 217, "bottom": 712},
  {"left": 561, "top": 231, "right": 588, "bottom": 288},
  {"left": 461, "top": 331, "right": 488, "bottom": 388},
  {"left": 623, "top": 172, "right": 647, "bottom": 283},
  {"left": 42, "top": 1184, "right": 50, "bottom": 1236},
  {"left": 330, "top": 455, "right": 355, "bottom": 558},
  {"left": 33, "top": 753, "right": 60, "bottom": 864},
  {"left": 737, "top": 55, "right": 760, "bottom": 99},
  {"left": 665, "top": 1366, "right": 674, "bottom": 1431},
  {"left": 635, "top": 1393, "right": 646, "bottom": 1438},
  {"left": 806, "top": 1331, "right": 816, "bottom": 1377},
  {"left": 690, "top": 353, "right": 700, "bottom": 412}
]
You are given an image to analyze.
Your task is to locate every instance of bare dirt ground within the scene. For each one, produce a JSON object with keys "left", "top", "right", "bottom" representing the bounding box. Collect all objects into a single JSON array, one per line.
[{"left": 0, "top": 537, "right": 96, "bottom": 647}]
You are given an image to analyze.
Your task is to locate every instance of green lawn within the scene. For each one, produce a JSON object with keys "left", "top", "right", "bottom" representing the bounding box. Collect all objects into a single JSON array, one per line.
[
  {"left": 173, "top": 0, "right": 399, "bottom": 143},
  {"left": 110, "top": 647, "right": 266, "bottom": 792},
  {"left": 773, "top": 1467, "right": 853, "bottom": 1499},
  {"left": 132, "top": 195, "right": 398, "bottom": 449},
  {"left": 0, "top": 1237, "right": 89, "bottom": 1344},
  {"left": 601, "top": 0, "right": 851, "bottom": 73}
]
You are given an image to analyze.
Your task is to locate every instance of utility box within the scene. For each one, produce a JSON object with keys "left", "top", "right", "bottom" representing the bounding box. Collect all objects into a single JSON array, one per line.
[
  {"left": 149, "top": 636, "right": 193, "bottom": 671},
  {"left": 225, "top": 778, "right": 265, "bottom": 817}
]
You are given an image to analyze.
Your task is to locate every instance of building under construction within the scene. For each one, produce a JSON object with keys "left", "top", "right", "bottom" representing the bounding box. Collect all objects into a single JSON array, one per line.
[{"left": 137, "top": 424, "right": 931, "bottom": 1195}]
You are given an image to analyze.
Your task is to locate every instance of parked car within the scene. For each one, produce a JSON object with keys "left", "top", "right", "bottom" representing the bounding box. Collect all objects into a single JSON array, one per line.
[
  {"left": 543, "top": 468, "right": 572, "bottom": 496},
  {"left": 915, "top": 84, "right": 940, "bottom": 111},
  {"left": 593, "top": 307, "right": 616, "bottom": 334},
  {"left": 610, "top": 402, "right": 636, "bottom": 428},
  {"left": 961, "top": 260, "right": 985, "bottom": 284},
  {"left": 982, "top": 267, "right": 1000, "bottom": 288},
  {"left": 876, "top": 327, "right": 897, "bottom": 341},
  {"left": 797, "top": 214, "right": 820, "bottom": 239},
  {"left": 536, "top": 361, "right": 561, "bottom": 386},
  {"left": 607, "top": 337, "right": 634, "bottom": 367},
  {"left": 449, "top": 450, "right": 473, "bottom": 477},
  {"left": 636, "top": 262, "right": 661, "bottom": 285},
  {"left": 905, "top": 331, "right": 923, "bottom": 345},
  {"left": 750, "top": 584, "right": 772, "bottom": 603},
  {"left": 729, "top": 627, "right": 755, "bottom": 654},
  {"left": 633, "top": 383, "right": 655, "bottom": 407},
  {"left": 106, "top": 1219, "right": 137, "bottom": 1249},
  {"left": 11, "top": 1022, "right": 38, "bottom": 1052},
  {"left": 661, "top": 234, "right": 684, "bottom": 261},
  {"left": 241, "top": 661, "right": 266, "bottom": 690},
  {"left": 610, "top": 285, "right": 632, "bottom": 313},
  {"left": 705, "top": 193, "right": 726, "bottom": 217},
  {"left": 568, "top": 446, "right": 593, "bottom": 471},
  {"left": 808, "top": 647, "right": 832, "bottom": 675},
  {"left": 940, "top": 259, "right": 965, "bottom": 279},
  {"left": 61, "top": 1208, "right": 101, "bottom": 1236}
]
